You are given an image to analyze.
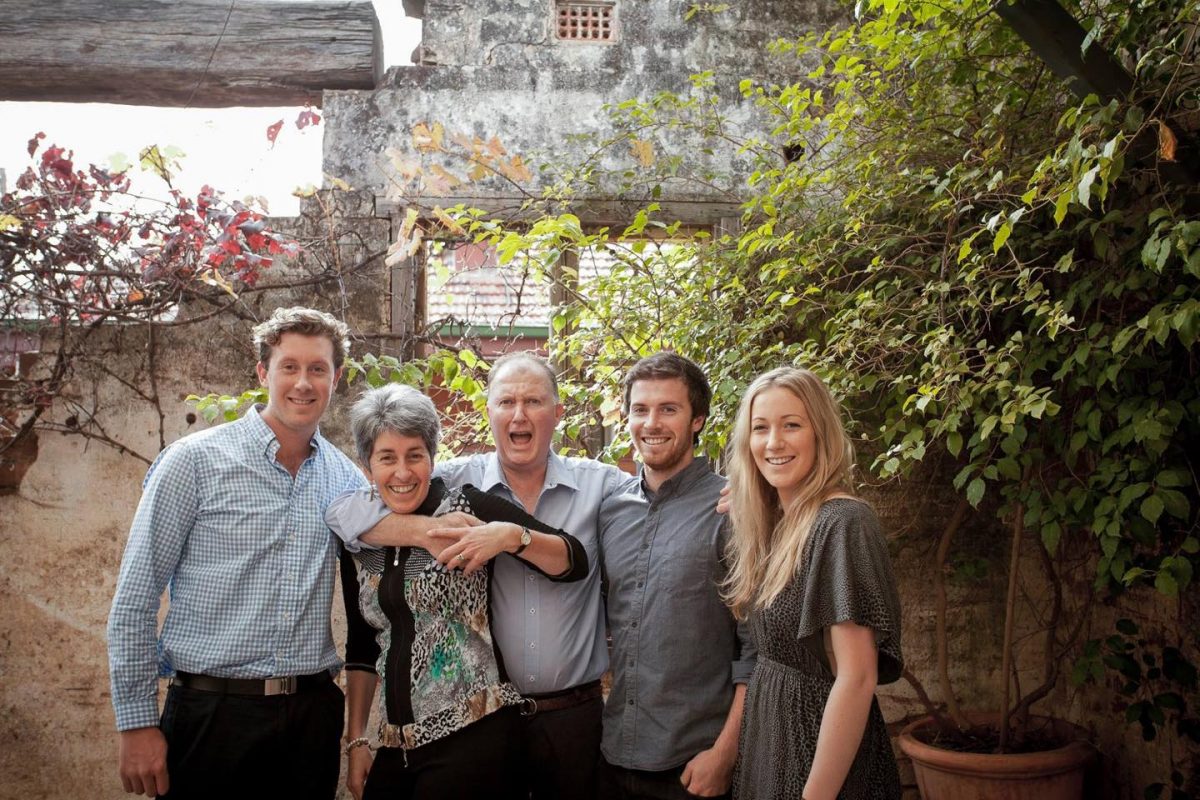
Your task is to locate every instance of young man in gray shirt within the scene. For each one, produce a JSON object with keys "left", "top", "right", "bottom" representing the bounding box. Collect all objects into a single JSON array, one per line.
[{"left": 599, "top": 352, "right": 756, "bottom": 800}]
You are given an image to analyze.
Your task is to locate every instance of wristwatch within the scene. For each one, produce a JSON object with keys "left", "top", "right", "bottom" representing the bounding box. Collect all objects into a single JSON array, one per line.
[{"left": 513, "top": 526, "right": 532, "bottom": 555}]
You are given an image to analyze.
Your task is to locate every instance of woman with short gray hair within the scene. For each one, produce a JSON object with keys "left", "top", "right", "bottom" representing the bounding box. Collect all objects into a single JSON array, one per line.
[{"left": 330, "top": 384, "right": 588, "bottom": 800}]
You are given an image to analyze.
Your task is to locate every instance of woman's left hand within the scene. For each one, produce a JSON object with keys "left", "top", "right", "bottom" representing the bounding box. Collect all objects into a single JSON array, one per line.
[
  {"left": 346, "top": 747, "right": 373, "bottom": 800},
  {"left": 433, "top": 521, "right": 519, "bottom": 575}
]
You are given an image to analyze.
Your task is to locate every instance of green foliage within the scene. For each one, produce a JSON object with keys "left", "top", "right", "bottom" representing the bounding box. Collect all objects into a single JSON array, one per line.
[
  {"left": 187, "top": 389, "right": 268, "bottom": 423},
  {"left": 358, "top": 0, "right": 1198, "bottom": 773},
  {"left": 1075, "top": 618, "right": 1199, "bottom": 800}
]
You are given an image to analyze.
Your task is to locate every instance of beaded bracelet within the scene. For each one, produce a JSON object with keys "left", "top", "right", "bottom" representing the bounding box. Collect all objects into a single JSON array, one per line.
[{"left": 342, "top": 736, "right": 370, "bottom": 756}]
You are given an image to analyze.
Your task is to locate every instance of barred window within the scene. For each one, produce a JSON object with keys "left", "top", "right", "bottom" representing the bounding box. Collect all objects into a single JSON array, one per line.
[{"left": 554, "top": 1, "right": 616, "bottom": 42}]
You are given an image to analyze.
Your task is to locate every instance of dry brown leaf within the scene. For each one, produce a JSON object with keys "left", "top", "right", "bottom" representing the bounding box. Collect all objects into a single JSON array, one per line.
[
  {"left": 406, "top": 227, "right": 424, "bottom": 258},
  {"left": 500, "top": 154, "right": 533, "bottom": 183},
  {"left": 432, "top": 206, "right": 466, "bottom": 236},
  {"left": 468, "top": 160, "right": 491, "bottom": 182},
  {"left": 429, "top": 164, "right": 464, "bottom": 190},
  {"left": 1158, "top": 119, "right": 1177, "bottom": 162},
  {"left": 630, "top": 138, "right": 655, "bottom": 167},
  {"left": 412, "top": 122, "right": 445, "bottom": 152},
  {"left": 398, "top": 206, "right": 420, "bottom": 242}
]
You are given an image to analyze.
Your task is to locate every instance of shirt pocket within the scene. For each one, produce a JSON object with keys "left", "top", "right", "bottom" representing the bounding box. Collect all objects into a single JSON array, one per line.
[{"left": 666, "top": 538, "right": 716, "bottom": 599}]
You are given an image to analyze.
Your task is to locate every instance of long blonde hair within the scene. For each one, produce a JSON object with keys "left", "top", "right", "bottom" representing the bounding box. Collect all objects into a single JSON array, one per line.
[{"left": 724, "top": 367, "right": 856, "bottom": 619}]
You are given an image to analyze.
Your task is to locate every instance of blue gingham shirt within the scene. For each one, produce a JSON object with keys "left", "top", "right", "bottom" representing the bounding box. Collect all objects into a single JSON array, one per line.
[{"left": 107, "top": 406, "right": 364, "bottom": 731}]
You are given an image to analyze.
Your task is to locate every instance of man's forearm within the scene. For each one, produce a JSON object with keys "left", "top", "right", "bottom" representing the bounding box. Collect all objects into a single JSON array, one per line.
[
  {"left": 713, "top": 683, "right": 747, "bottom": 759},
  {"left": 360, "top": 514, "right": 439, "bottom": 547}
]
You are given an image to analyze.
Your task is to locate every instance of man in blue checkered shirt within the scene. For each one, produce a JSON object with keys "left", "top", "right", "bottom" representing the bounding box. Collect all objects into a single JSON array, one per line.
[{"left": 107, "top": 307, "right": 365, "bottom": 799}]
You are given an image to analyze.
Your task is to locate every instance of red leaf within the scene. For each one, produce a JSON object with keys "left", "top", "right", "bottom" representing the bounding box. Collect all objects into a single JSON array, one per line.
[
  {"left": 296, "top": 109, "right": 321, "bottom": 130},
  {"left": 266, "top": 120, "right": 284, "bottom": 146},
  {"left": 27, "top": 132, "right": 45, "bottom": 157}
]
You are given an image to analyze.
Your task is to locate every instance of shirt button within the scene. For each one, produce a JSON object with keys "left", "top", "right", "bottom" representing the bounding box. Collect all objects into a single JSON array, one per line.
[
  {"left": 529, "top": 608, "right": 536, "bottom": 614},
  {"left": 636, "top": 581, "right": 644, "bottom": 588},
  {"left": 530, "top": 642, "right": 537, "bottom": 649},
  {"left": 528, "top": 575, "right": 536, "bottom": 582},
  {"left": 627, "top": 699, "right": 634, "bottom": 705},
  {"left": 528, "top": 675, "right": 536, "bottom": 682},
  {"left": 631, "top": 621, "right": 638, "bottom": 629}
]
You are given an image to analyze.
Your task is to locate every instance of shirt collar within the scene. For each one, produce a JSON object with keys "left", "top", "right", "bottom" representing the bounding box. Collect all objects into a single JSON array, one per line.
[
  {"left": 244, "top": 403, "right": 322, "bottom": 457},
  {"left": 481, "top": 449, "right": 579, "bottom": 494},
  {"left": 639, "top": 455, "right": 713, "bottom": 501}
]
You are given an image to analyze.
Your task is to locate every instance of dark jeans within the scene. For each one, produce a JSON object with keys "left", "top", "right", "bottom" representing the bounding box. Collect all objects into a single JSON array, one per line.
[
  {"left": 158, "top": 679, "right": 343, "bottom": 800},
  {"left": 363, "top": 706, "right": 522, "bottom": 800},
  {"left": 522, "top": 694, "right": 604, "bottom": 800},
  {"left": 598, "top": 757, "right": 731, "bottom": 800}
]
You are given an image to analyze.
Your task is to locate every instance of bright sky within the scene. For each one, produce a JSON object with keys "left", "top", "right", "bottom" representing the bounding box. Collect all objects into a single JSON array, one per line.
[{"left": 0, "top": 1, "right": 419, "bottom": 216}]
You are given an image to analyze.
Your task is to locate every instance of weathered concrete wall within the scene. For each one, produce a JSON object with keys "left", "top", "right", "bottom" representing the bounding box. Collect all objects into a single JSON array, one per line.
[{"left": 324, "top": 1, "right": 846, "bottom": 211}]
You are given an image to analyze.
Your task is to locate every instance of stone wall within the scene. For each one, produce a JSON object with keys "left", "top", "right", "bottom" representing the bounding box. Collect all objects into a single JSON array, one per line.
[{"left": 324, "top": 0, "right": 847, "bottom": 212}]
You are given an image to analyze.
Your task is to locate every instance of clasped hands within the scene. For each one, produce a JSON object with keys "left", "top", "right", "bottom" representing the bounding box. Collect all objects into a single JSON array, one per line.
[{"left": 425, "top": 513, "right": 522, "bottom": 575}]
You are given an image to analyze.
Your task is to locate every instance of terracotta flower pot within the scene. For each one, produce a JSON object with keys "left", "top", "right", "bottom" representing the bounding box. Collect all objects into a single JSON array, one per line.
[{"left": 897, "top": 713, "right": 1095, "bottom": 800}]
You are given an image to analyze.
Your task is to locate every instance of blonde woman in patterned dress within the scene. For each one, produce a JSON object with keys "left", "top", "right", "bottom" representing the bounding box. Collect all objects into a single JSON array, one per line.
[
  {"left": 327, "top": 384, "right": 587, "bottom": 800},
  {"left": 725, "top": 367, "right": 903, "bottom": 800}
]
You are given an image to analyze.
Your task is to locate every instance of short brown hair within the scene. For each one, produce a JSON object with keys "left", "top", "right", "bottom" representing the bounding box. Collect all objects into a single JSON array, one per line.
[
  {"left": 623, "top": 351, "right": 711, "bottom": 443},
  {"left": 251, "top": 307, "right": 351, "bottom": 368}
]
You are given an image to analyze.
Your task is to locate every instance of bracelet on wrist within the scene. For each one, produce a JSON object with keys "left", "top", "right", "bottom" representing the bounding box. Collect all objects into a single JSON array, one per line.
[{"left": 342, "top": 736, "right": 370, "bottom": 756}]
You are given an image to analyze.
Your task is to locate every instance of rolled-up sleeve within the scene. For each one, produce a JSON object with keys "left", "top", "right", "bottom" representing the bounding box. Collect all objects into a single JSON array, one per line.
[{"left": 325, "top": 488, "right": 392, "bottom": 552}]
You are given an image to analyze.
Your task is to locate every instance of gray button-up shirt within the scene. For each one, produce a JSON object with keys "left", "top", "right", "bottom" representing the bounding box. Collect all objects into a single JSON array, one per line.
[
  {"left": 599, "top": 456, "right": 756, "bottom": 771},
  {"left": 327, "top": 450, "right": 634, "bottom": 695}
]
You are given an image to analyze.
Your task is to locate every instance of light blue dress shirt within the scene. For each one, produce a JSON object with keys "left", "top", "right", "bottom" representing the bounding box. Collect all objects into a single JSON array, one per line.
[
  {"left": 107, "top": 406, "right": 364, "bottom": 731},
  {"left": 327, "top": 450, "right": 634, "bottom": 695}
]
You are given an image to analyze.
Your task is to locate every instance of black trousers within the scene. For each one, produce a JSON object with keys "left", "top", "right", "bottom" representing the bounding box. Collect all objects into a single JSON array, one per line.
[
  {"left": 522, "top": 694, "right": 604, "bottom": 800},
  {"left": 598, "top": 756, "right": 730, "bottom": 800},
  {"left": 158, "top": 679, "right": 343, "bottom": 800},
  {"left": 363, "top": 706, "right": 522, "bottom": 800}
]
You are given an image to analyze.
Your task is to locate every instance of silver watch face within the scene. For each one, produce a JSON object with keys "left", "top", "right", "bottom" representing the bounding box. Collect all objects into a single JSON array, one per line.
[{"left": 520, "top": 528, "right": 532, "bottom": 546}]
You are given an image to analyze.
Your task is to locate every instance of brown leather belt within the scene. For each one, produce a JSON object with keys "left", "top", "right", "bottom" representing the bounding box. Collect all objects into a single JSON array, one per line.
[
  {"left": 171, "top": 670, "right": 332, "bottom": 696},
  {"left": 520, "top": 679, "right": 602, "bottom": 715}
]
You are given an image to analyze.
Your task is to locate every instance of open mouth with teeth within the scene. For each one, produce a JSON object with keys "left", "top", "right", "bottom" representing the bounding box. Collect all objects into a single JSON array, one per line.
[
  {"left": 640, "top": 436, "right": 670, "bottom": 445},
  {"left": 765, "top": 456, "right": 794, "bottom": 465},
  {"left": 385, "top": 483, "right": 419, "bottom": 495},
  {"left": 509, "top": 431, "right": 534, "bottom": 445}
]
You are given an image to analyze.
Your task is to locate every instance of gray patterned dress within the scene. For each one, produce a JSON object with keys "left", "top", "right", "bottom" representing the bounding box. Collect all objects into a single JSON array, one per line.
[{"left": 734, "top": 498, "right": 903, "bottom": 800}]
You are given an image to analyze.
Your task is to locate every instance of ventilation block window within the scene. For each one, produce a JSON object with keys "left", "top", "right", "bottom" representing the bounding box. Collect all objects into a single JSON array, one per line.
[{"left": 555, "top": 1, "right": 616, "bottom": 42}]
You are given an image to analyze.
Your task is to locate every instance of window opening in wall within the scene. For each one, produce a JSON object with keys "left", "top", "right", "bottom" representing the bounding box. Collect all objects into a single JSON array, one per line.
[{"left": 554, "top": 1, "right": 616, "bottom": 42}]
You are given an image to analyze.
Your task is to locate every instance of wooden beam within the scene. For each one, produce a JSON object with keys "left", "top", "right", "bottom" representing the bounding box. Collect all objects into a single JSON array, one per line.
[
  {"left": 0, "top": 0, "right": 381, "bottom": 108},
  {"left": 992, "top": 0, "right": 1132, "bottom": 101},
  {"left": 377, "top": 196, "right": 744, "bottom": 227}
]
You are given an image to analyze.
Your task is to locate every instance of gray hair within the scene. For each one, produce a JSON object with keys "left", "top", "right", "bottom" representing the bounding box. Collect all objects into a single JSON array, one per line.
[
  {"left": 349, "top": 384, "right": 440, "bottom": 465},
  {"left": 252, "top": 307, "right": 351, "bottom": 368},
  {"left": 488, "top": 352, "right": 559, "bottom": 399}
]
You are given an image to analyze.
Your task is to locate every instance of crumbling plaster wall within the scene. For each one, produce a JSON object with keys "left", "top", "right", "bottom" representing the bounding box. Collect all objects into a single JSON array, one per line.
[{"left": 324, "top": 1, "right": 846, "bottom": 206}]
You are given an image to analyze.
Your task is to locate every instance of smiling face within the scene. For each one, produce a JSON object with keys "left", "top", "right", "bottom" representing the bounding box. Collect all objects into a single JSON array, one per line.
[
  {"left": 365, "top": 429, "right": 433, "bottom": 515},
  {"left": 256, "top": 332, "right": 340, "bottom": 441},
  {"left": 486, "top": 362, "right": 563, "bottom": 478},
  {"left": 627, "top": 377, "right": 704, "bottom": 489},
  {"left": 749, "top": 385, "right": 818, "bottom": 508}
]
